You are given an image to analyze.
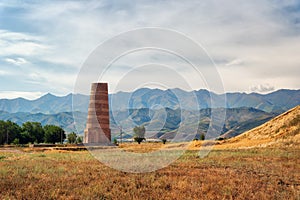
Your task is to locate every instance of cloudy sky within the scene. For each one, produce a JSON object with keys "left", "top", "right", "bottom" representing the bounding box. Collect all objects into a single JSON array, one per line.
[{"left": 0, "top": 0, "right": 299, "bottom": 99}]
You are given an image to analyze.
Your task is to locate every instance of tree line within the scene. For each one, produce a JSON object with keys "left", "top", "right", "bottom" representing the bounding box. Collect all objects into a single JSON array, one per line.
[{"left": 0, "top": 120, "right": 81, "bottom": 145}]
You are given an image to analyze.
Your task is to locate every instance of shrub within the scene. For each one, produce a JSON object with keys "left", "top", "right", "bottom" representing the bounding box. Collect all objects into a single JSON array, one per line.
[
  {"left": 200, "top": 133, "right": 205, "bottom": 140},
  {"left": 12, "top": 138, "right": 20, "bottom": 145},
  {"left": 113, "top": 138, "right": 118, "bottom": 146},
  {"left": 134, "top": 137, "right": 145, "bottom": 144},
  {"left": 133, "top": 126, "right": 146, "bottom": 144}
]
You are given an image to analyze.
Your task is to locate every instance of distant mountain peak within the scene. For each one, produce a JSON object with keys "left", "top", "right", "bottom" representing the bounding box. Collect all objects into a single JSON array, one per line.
[
  {"left": 0, "top": 89, "right": 299, "bottom": 114},
  {"left": 41, "top": 92, "right": 55, "bottom": 97}
]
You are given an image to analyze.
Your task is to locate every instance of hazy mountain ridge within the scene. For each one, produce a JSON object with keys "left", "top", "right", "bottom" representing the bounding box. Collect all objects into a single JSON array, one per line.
[
  {"left": 0, "top": 88, "right": 298, "bottom": 138},
  {"left": 0, "top": 93, "right": 88, "bottom": 114},
  {"left": 0, "top": 89, "right": 299, "bottom": 114}
]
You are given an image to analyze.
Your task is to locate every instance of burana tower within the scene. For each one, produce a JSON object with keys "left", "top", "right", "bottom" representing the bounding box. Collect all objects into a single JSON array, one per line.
[{"left": 84, "top": 83, "right": 111, "bottom": 144}]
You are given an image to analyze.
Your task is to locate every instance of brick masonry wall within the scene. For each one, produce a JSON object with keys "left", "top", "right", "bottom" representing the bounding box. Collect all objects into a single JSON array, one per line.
[{"left": 84, "top": 83, "right": 111, "bottom": 144}]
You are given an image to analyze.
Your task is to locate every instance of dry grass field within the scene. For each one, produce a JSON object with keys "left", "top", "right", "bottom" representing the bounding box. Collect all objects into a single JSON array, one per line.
[{"left": 0, "top": 146, "right": 299, "bottom": 200}]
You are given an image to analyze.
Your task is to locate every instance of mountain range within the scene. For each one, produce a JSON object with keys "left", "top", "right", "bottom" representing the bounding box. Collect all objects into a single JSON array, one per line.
[
  {"left": 0, "top": 88, "right": 299, "bottom": 139},
  {"left": 0, "top": 89, "right": 299, "bottom": 114},
  {"left": 110, "top": 107, "right": 277, "bottom": 140},
  {"left": 0, "top": 107, "right": 277, "bottom": 139}
]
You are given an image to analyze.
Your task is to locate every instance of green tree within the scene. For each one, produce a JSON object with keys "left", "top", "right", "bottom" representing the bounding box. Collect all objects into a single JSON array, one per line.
[
  {"left": 0, "top": 120, "right": 21, "bottom": 145},
  {"left": 0, "top": 120, "right": 8, "bottom": 145},
  {"left": 19, "top": 131, "right": 31, "bottom": 144},
  {"left": 21, "top": 122, "right": 44, "bottom": 143},
  {"left": 133, "top": 126, "right": 146, "bottom": 144},
  {"left": 76, "top": 136, "right": 83, "bottom": 144},
  {"left": 7, "top": 121, "right": 21, "bottom": 144},
  {"left": 44, "top": 125, "right": 65, "bottom": 144},
  {"left": 67, "top": 132, "right": 77, "bottom": 144}
]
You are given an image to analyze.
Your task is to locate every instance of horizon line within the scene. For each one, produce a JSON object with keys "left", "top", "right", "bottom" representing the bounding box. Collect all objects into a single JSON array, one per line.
[{"left": 0, "top": 87, "right": 299, "bottom": 101}]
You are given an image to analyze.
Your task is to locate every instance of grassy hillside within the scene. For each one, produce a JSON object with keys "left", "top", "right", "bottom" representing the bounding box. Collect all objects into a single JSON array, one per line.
[{"left": 216, "top": 105, "right": 300, "bottom": 149}]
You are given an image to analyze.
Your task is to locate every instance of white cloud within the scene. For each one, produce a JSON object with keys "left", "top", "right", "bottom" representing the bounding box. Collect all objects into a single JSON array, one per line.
[
  {"left": 224, "top": 59, "right": 244, "bottom": 67},
  {"left": 250, "top": 84, "right": 275, "bottom": 93},
  {"left": 0, "top": 91, "right": 44, "bottom": 100},
  {"left": 0, "top": 0, "right": 299, "bottom": 97},
  {"left": 4, "top": 57, "right": 28, "bottom": 65},
  {"left": 0, "top": 70, "right": 9, "bottom": 76},
  {"left": 0, "top": 29, "right": 50, "bottom": 57},
  {"left": 25, "top": 72, "right": 47, "bottom": 83}
]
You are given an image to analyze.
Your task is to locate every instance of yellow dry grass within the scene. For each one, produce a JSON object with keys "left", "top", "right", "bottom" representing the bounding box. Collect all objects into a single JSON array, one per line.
[
  {"left": 118, "top": 143, "right": 165, "bottom": 153},
  {"left": 213, "top": 105, "right": 300, "bottom": 149},
  {"left": 0, "top": 147, "right": 299, "bottom": 199}
]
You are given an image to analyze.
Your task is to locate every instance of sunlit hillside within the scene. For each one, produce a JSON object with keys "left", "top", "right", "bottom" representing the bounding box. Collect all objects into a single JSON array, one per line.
[{"left": 216, "top": 105, "right": 300, "bottom": 149}]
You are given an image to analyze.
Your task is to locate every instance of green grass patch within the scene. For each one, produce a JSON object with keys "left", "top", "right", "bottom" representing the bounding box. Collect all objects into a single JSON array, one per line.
[{"left": 0, "top": 155, "right": 6, "bottom": 160}]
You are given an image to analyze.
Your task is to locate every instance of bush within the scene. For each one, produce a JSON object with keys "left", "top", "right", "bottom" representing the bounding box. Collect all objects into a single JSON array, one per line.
[
  {"left": 200, "top": 133, "right": 205, "bottom": 140},
  {"left": 113, "top": 138, "right": 118, "bottom": 146},
  {"left": 134, "top": 137, "right": 145, "bottom": 144},
  {"left": 12, "top": 138, "right": 19, "bottom": 145},
  {"left": 133, "top": 126, "right": 146, "bottom": 144}
]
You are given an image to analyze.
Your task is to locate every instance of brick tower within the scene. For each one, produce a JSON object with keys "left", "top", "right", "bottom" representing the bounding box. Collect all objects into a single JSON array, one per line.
[{"left": 84, "top": 83, "right": 111, "bottom": 144}]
